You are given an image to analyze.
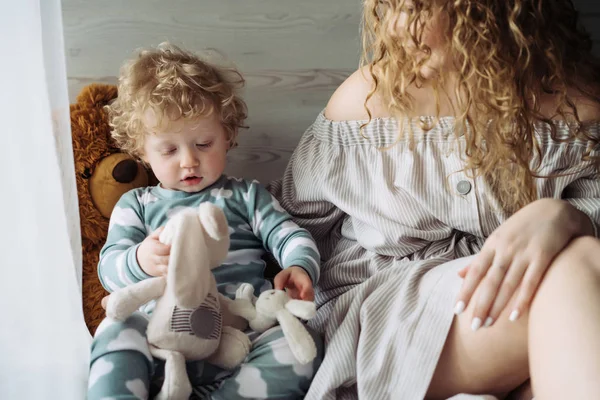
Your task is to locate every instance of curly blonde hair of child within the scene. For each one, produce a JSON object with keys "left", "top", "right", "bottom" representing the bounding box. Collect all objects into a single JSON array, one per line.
[
  {"left": 107, "top": 42, "right": 248, "bottom": 157},
  {"left": 362, "top": 0, "right": 600, "bottom": 213}
]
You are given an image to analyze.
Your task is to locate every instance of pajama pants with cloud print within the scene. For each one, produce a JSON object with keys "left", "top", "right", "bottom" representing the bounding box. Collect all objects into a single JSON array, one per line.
[{"left": 87, "top": 312, "right": 323, "bottom": 400}]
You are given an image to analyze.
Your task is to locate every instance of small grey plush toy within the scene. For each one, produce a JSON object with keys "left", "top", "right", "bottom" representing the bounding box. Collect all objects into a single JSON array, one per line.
[
  {"left": 230, "top": 283, "right": 318, "bottom": 364},
  {"left": 105, "top": 203, "right": 250, "bottom": 400}
]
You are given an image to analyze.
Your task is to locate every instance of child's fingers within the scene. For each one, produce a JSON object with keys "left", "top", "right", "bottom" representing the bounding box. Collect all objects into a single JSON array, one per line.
[
  {"left": 157, "top": 264, "right": 168, "bottom": 276},
  {"left": 149, "top": 226, "right": 164, "bottom": 238},
  {"left": 148, "top": 264, "right": 167, "bottom": 276},
  {"left": 288, "top": 287, "right": 301, "bottom": 299},
  {"left": 153, "top": 242, "right": 171, "bottom": 255},
  {"left": 101, "top": 295, "right": 109, "bottom": 309},
  {"left": 301, "top": 284, "right": 315, "bottom": 301},
  {"left": 154, "top": 255, "right": 170, "bottom": 269},
  {"left": 295, "top": 274, "right": 315, "bottom": 301},
  {"left": 274, "top": 270, "right": 291, "bottom": 290}
]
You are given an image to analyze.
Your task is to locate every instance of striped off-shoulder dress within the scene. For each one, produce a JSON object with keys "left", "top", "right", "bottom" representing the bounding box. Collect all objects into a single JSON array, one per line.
[{"left": 269, "top": 111, "right": 600, "bottom": 400}]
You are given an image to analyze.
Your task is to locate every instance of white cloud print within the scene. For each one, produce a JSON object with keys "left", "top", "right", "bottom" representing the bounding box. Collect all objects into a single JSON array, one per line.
[
  {"left": 211, "top": 188, "right": 233, "bottom": 200},
  {"left": 109, "top": 207, "right": 145, "bottom": 232}
]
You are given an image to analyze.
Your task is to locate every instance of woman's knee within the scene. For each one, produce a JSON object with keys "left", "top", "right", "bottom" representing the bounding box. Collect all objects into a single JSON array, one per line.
[
  {"left": 542, "top": 236, "right": 600, "bottom": 285},
  {"left": 530, "top": 235, "right": 600, "bottom": 316},
  {"left": 560, "top": 236, "right": 600, "bottom": 270}
]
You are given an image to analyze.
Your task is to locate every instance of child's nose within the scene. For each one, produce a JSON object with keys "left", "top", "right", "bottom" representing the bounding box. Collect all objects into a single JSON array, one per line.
[{"left": 180, "top": 148, "right": 199, "bottom": 168}]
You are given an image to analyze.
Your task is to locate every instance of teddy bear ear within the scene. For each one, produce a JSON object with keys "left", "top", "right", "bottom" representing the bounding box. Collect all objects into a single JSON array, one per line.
[
  {"left": 77, "top": 84, "right": 118, "bottom": 108},
  {"left": 197, "top": 203, "right": 229, "bottom": 241}
]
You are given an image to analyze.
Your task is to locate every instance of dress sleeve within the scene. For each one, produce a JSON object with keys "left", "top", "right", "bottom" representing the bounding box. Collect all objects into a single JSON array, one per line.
[
  {"left": 269, "top": 115, "right": 347, "bottom": 260},
  {"left": 562, "top": 168, "right": 600, "bottom": 237}
]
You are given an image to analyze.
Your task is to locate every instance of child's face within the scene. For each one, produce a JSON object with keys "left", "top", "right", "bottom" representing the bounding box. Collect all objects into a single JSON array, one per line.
[
  {"left": 380, "top": 1, "right": 449, "bottom": 79},
  {"left": 140, "top": 111, "right": 228, "bottom": 193}
]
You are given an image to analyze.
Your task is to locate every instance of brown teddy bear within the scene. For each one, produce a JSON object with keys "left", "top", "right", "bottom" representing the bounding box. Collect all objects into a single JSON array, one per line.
[{"left": 71, "top": 84, "right": 154, "bottom": 334}]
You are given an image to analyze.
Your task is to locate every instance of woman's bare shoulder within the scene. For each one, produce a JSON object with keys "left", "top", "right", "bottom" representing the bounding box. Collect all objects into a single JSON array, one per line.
[
  {"left": 324, "top": 66, "right": 390, "bottom": 122},
  {"left": 539, "top": 86, "right": 600, "bottom": 122}
]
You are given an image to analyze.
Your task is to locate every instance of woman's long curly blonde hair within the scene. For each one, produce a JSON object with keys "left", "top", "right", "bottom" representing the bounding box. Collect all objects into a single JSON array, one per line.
[
  {"left": 362, "top": 0, "right": 600, "bottom": 213},
  {"left": 107, "top": 42, "right": 248, "bottom": 157}
]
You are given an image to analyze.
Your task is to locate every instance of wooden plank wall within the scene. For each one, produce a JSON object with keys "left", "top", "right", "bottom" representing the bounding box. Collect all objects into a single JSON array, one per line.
[
  {"left": 63, "top": 0, "right": 600, "bottom": 183},
  {"left": 62, "top": 0, "right": 361, "bottom": 183}
]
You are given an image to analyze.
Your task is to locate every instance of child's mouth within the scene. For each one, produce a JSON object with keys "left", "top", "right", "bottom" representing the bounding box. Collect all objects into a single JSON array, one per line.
[{"left": 182, "top": 176, "right": 202, "bottom": 186}]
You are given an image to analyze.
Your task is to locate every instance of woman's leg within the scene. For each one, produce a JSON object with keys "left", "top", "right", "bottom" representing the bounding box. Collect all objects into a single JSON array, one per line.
[
  {"left": 528, "top": 236, "right": 600, "bottom": 398},
  {"left": 427, "top": 236, "right": 600, "bottom": 399}
]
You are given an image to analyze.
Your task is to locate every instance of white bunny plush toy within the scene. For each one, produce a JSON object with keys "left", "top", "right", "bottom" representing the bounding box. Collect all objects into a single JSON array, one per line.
[
  {"left": 230, "top": 283, "right": 318, "bottom": 364},
  {"left": 104, "top": 202, "right": 250, "bottom": 400}
]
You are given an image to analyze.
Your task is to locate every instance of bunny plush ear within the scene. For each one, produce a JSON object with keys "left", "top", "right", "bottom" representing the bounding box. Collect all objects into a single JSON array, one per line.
[
  {"left": 285, "top": 300, "right": 316, "bottom": 320},
  {"left": 197, "top": 202, "right": 229, "bottom": 241},
  {"left": 277, "top": 309, "right": 317, "bottom": 364},
  {"left": 197, "top": 202, "right": 230, "bottom": 269}
]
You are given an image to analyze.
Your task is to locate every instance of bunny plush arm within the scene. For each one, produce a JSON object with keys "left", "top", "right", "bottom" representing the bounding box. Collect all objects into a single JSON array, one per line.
[
  {"left": 217, "top": 294, "right": 251, "bottom": 331},
  {"left": 227, "top": 283, "right": 258, "bottom": 321},
  {"left": 105, "top": 277, "right": 166, "bottom": 320}
]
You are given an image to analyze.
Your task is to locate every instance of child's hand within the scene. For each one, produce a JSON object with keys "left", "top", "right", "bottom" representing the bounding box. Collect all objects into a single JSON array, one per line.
[
  {"left": 455, "top": 198, "right": 593, "bottom": 329},
  {"left": 136, "top": 226, "right": 171, "bottom": 277},
  {"left": 101, "top": 295, "right": 109, "bottom": 310},
  {"left": 274, "top": 266, "right": 315, "bottom": 301}
]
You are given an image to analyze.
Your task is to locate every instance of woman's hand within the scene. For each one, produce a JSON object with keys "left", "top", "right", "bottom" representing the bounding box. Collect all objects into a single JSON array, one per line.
[{"left": 455, "top": 198, "right": 594, "bottom": 330}]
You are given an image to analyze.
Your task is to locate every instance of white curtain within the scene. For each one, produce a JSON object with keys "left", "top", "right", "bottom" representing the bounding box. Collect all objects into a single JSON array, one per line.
[{"left": 0, "top": 0, "right": 90, "bottom": 399}]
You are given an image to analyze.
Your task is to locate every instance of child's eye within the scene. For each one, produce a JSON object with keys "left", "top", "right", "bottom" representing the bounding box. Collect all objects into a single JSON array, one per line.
[
  {"left": 161, "top": 148, "right": 176, "bottom": 156},
  {"left": 196, "top": 142, "right": 213, "bottom": 149}
]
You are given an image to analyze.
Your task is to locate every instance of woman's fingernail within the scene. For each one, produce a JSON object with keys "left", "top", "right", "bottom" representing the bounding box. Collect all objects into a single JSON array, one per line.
[
  {"left": 471, "top": 317, "right": 482, "bottom": 331},
  {"left": 454, "top": 301, "right": 466, "bottom": 315},
  {"left": 484, "top": 317, "right": 494, "bottom": 327},
  {"left": 509, "top": 310, "right": 520, "bottom": 322}
]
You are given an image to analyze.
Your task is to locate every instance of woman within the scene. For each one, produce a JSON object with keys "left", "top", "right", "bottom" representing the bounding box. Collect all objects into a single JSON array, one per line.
[{"left": 271, "top": 0, "right": 600, "bottom": 398}]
